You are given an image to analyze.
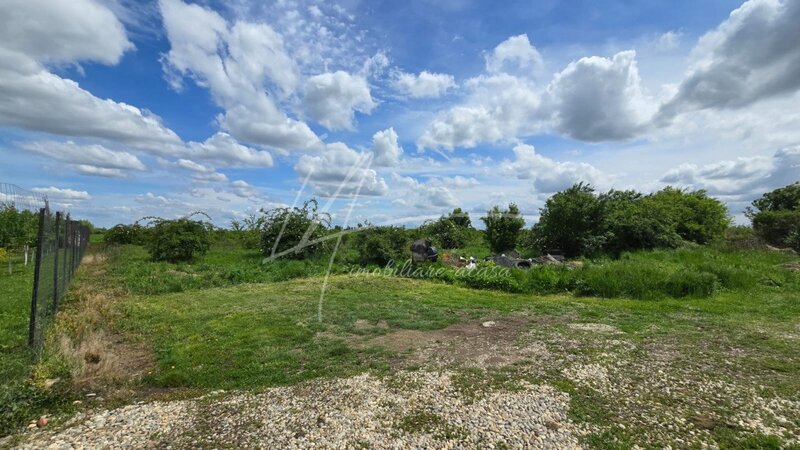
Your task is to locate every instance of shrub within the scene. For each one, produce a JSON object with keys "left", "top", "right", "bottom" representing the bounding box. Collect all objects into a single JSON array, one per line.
[
  {"left": 260, "top": 199, "right": 330, "bottom": 260},
  {"left": 352, "top": 226, "right": 409, "bottom": 266},
  {"left": 104, "top": 223, "right": 149, "bottom": 245},
  {"left": 146, "top": 217, "right": 212, "bottom": 262},
  {"left": 0, "top": 204, "right": 38, "bottom": 249},
  {"left": 602, "top": 190, "right": 681, "bottom": 256},
  {"left": 482, "top": 203, "right": 525, "bottom": 253},
  {"left": 750, "top": 210, "right": 800, "bottom": 249}
]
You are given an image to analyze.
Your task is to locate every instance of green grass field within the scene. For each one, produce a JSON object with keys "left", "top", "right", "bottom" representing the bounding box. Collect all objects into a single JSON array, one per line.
[{"left": 2, "top": 243, "right": 799, "bottom": 447}]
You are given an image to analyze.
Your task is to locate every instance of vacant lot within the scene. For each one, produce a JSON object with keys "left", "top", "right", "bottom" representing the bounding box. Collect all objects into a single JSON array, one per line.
[{"left": 4, "top": 245, "right": 800, "bottom": 449}]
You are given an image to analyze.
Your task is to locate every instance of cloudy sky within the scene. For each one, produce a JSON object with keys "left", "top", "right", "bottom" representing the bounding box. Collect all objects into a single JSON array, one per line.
[{"left": 0, "top": 0, "right": 798, "bottom": 227}]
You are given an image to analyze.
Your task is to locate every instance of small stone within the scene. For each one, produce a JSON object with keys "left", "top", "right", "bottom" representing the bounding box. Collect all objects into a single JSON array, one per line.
[
  {"left": 482, "top": 321, "right": 496, "bottom": 328},
  {"left": 37, "top": 416, "right": 49, "bottom": 428}
]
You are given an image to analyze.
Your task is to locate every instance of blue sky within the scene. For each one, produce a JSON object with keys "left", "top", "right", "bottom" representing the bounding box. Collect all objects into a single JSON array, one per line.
[{"left": 0, "top": 0, "right": 798, "bottom": 227}]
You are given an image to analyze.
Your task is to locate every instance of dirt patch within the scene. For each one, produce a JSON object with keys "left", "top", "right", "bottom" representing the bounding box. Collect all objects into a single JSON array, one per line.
[
  {"left": 362, "top": 316, "right": 548, "bottom": 368},
  {"left": 781, "top": 262, "right": 800, "bottom": 272},
  {"left": 354, "top": 319, "right": 390, "bottom": 331},
  {"left": 567, "top": 322, "right": 623, "bottom": 334}
]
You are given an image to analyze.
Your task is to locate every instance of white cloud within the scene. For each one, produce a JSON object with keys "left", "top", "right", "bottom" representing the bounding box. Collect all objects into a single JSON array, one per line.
[
  {"left": 32, "top": 186, "right": 91, "bottom": 200},
  {"left": 417, "top": 73, "right": 543, "bottom": 150},
  {"left": 21, "top": 140, "right": 146, "bottom": 171},
  {"left": 656, "top": 31, "right": 681, "bottom": 51},
  {"left": 187, "top": 132, "right": 273, "bottom": 167},
  {"left": 229, "top": 180, "right": 260, "bottom": 199},
  {"left": 393, "top": 71, "right": 456, "bottom": 98},
  {"left": 0, "top": 0, "right": 132, "bottom": 65},
  {"left": 371, "top": 128, "right": 403, "bottom": 167},
  {"left": 659, "top": 145, "right": 800, "bottom": 197},
  {"left": 159, "top": 0, "right": 321, "bottom": 151},
  {"left": 0, "top": 0, "right": 183, "bottom": 151},
  {"left": 295, "top": 143, "right": 388, "bottom": 197},
  {"left": 485, "top": 34, "right": 543, "bottom": 74},
  {"left": 659, "top": 0, "right": 800, "bottom": 120},
  {"left": 304, "top": 71, "right": 375, "bottom": 130},
  {"left": 546, "top": 50, "right": 654, "bottom": 141},
  {"left": 501, "top": 144, "right": 608, "bottom": 193},
  {"left": 389, "top": 174, "right": 458, "bottom": 209},
  {"left": 74, "top": 165, "right": 128, "bottom": 179}
]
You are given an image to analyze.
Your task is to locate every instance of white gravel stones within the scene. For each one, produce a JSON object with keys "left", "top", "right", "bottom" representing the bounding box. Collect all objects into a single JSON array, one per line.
[
  {"left": 14, "top": 372, "right": 584, "bottom": 449},
  {"left": 16, "top": 400, "right": 195, "bottom": 449}
]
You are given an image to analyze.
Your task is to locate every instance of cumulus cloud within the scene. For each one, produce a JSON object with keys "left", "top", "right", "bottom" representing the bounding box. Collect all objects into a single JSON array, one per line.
[
  {"left": 485, "top": 34, "right": 543, "bottom": 74},
  {"left": 159, "top": 0, "right": 321, "bottom": 151},
  {"left": 501, "top": 144, "right": 607, "bottom": 193},
  {"left": 390, "top": 174, "right": 458, "bottom": 209},
  {"left": 0, "top": 0, "right": 132, "bottom": 65},
  {"left": 393, "top": 71, "right": 456, "bottom": 98},
  {"left": 295, "top": 143, "right": 388, "bottom": 197},
  {"left": 229, "top": 180, "right": 260, "bottom": 199},
  {"left": 187, "top": 132, "right": 273, "bottom": 167},
  {"left": 371, "top": 128, "right": 403, "bottom": 167},
  {"left": 546, "top": 50, "right": 654, "bottom": 141},
  {"left": 659, "top": 145, "right": 800, "bottom": 196},
  {"left": 173, "top": 158, "right": 228, "bottom": 183},
  {"left": 32, "top": 186, "right": 91, "bottom": 200},
  {"left": 304, "top": 71, "right": 375, "bottom": 130},
  {"left": 659, "top": 0, "right": 800, "bottom": 120},
  {"left": 0, "top": 0, "right": 183, "bottom": 151},
  {"left": 22, "top": 140, "right": 146, "bottom": 172}
]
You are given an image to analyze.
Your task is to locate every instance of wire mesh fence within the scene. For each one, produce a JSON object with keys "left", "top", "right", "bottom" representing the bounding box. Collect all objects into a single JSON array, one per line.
[
  {"left": 1, "top": 183, "right": 90, "bottom": 353},
  {"left": 28, "top": 208, "right": 90, "bottom": 351}
]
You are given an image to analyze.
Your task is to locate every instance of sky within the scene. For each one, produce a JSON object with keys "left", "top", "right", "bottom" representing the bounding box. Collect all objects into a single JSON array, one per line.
[{"left": 0, "top": 0, "right": 798, "bottom": 228}]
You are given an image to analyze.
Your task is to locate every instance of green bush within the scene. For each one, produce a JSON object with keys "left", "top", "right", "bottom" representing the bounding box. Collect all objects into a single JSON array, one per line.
[
  {"left": 260, "top": 199, "right": 330, "bottom": 260},
  {"left": 530, "top": 184, "right": 729, "bottom": 258},
  {"left": 352, "top": 226, "right": 410, "bottom": 266},
  {"left": 532, "top": 183, "right": 606, "bottom": 257},
  {"left": 104, "top": 223, "right": 149, "bottom": 245},
  {"left": 482, "top": 203, "right": 525, "bottom": 253},
  {"left": 146, "top": 218, "right": 212, "bottom": 262},
  {"left": 750, "top": 210, "right": 800, "bottom": 249},
  {"left": 420, "top": 209, "right": 474, "bottom": 249},
  {"left": 0, "top": 204, "right": 39, "bottom": 249}
]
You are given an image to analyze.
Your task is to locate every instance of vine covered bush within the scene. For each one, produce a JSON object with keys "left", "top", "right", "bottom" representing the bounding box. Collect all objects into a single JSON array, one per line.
[
  {"left": 259, "top": 199, "right": 331, "bottom": 260},
  {"left": 144, "top": 213, "right": 213, "bottom": 262}
]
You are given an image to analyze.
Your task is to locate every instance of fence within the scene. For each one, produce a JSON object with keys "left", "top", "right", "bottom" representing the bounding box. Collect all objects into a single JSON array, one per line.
[{"left": 28, "top": 207, "right": 90, "bottom": 350}]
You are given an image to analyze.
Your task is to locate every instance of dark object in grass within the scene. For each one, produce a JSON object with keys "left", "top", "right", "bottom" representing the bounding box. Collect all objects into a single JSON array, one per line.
[
  {"left": 484, "top": 254, "right": 532, "bottom": 270},
  {"left": 411, "top": 239, "right": 438, "bottom": 263}
]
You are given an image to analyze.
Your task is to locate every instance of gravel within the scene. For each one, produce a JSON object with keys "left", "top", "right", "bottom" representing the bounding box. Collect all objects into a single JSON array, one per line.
[{"left": 15, "top": 372, "right": 584, "bottom": 449}]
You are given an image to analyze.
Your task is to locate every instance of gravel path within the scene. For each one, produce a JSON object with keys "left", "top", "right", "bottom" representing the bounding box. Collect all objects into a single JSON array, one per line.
[{"left": 15, "top": 371, "right": 584, "bottom": 449}]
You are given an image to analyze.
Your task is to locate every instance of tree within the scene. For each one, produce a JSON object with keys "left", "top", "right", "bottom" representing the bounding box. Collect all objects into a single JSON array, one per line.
[
  {"left": 481, "top": 203, "right": 525, "bottom": 253},
  {"left": 420, "top": 208, "right": 474, "bottom": 249},
  {"left": 601, "top": 190, "right": 681, "bottom": 256},
  {"left": 448, "top": 208, "right": 472, "bottom": 228},
  {"left": 747, "top": 182, "right": 800, "bottom": 249},
  {"left": 531, "top": 183, "right": 606, "bottom": 257},
  {"left": 352, "top": 225, "right": 409, "bottom": 266},
  {"left": 260, "top": 199, "right": 331, "bottom": 259},
  {"left": 0, "top": 204, "right": 39, "bottom": 249},
  {"left": 649, "top": 187, "right": 730, "bottom": 245}
]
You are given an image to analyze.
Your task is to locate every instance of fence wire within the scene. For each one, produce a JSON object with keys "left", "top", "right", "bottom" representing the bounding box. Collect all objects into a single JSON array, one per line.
[{"left": 28, "top": 208, "right": 90, "bottom": 351}]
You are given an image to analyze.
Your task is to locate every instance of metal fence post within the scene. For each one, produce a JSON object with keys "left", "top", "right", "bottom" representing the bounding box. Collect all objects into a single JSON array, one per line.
[
  {"left": 28, "top": 208, "right": 46, "bottom": 348},
  {"left": 52, "top": 212, "right": 61, "bottom": 314},
  {"left": 63, "top": 216, "right": 69, "bottom": 291}
]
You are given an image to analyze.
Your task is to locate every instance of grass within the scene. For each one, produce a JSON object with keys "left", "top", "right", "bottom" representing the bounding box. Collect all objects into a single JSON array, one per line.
[{"left": 5, "top": 241, "right": 800, "bottom": 446}]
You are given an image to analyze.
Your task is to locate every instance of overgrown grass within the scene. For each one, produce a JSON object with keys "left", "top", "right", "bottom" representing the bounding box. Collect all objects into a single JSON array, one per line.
[{"left": 0, "top": 253, "right": 75, "bottom": 437}]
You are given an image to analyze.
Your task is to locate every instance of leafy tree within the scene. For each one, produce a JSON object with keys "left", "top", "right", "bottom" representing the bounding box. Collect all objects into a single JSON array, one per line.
[
  {"left": 481, "top": 203, "right": 525, "bottom": 253},
  {"left": 260, "top": 199, "right": 331, "bottom": 259},
  {"left": 448, "top": 208, "right": 472, "bottom": 228},
  {"left": 649, "top": 187, "right": 730, "bottom": 244},
  {"left": 145, "top": 214, "right": 212, "bottom": 262},
  {"left": 420, "top": 208, "right": 474, "bottom": 249},
  {"left": 601, "top": 190, "right": 681, "bottom": 256},
  {"left": 0, "top": 204, "right": 39, "bottom": 249},
  {"left": 531, "top": 183, "right": 606, "bottom": 257},
  {"left": 746, "top": 182, "right": 800, "bottom": 249}
]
